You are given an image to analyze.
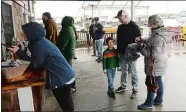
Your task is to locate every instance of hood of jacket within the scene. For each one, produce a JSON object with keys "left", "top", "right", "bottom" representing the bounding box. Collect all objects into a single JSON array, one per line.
[
  {"left": 61, "top": 16, "right": 74, "bottom": 27},
  {"left": 22, "top": 22, "right": 46, "bottom": 43},
  {"left": 151, "top": 26, "right": 173, "bottom": 43}
]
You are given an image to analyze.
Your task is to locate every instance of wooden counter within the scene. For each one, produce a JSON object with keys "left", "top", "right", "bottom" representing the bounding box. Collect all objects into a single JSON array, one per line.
[{"left": 2, "top": 67, "right": 46, "bottom": 112}]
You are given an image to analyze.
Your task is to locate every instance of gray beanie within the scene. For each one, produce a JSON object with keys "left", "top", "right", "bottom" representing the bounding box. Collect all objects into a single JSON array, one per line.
[{"left": 148, "top": 14, "right": 163, "bottom": 27}]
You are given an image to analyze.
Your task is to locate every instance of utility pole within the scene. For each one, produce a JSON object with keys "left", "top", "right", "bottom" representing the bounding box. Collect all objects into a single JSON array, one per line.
[
  {"left": 90, "top": 4, "right": 96, "bottom": 56},
  {"left": 166, "top": 1, "right": 168, "bottom": 19},
  {"left": 83, "top": 8, "right": 85, "bottom": 30},
  {"left": 91, "top": 5, "right": 94, "bottom": 20},
  {"left": 131, "top": 0, "right": 135, "bottom": 21}
]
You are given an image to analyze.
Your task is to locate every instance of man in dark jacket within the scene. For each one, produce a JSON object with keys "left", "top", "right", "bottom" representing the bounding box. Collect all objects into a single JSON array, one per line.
[
  {"left": 114, "top": 10, "right": 141, "bottom": 99},
  {"left": 8, "top": 22, "right": 75, "bottom": 112},
  {"left": 89, "top": 19, "right": 97, "bottom": 56},
  {"left": 90, "top": 17, "right": 105, "bottom": 63},
  {"left": 42, "top": 12, "right": 58, "bottom": 45}
]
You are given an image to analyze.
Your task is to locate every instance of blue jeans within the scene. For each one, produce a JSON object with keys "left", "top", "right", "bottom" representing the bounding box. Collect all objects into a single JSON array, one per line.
[
  {"left": 144, "top": 76, "right": 164, "bottom": 106},
  {"left": 96, "top": 39, "right": 104, "bottom": 60},
  {"left": 106, "top": 68, "right": 116, "bottom": 92},
  {"left": 119, "top": 54, "right": 138, "bottom": 92}
]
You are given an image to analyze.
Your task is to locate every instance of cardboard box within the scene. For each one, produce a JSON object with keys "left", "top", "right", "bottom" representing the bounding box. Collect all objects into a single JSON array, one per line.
[{"left": 2, "top": 60, "right": 30, "bottom": 80}]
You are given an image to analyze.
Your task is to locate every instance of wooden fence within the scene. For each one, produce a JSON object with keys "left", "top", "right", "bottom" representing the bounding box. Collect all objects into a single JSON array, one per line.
[
  {"left": 72, "top": 27, "right": 186, "bottom": 48},
  {"left": 76, "top": 31, "right": 117, "bottom": 48}
]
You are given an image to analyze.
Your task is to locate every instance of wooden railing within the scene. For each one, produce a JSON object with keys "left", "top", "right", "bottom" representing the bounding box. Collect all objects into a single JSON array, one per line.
[
  {"left": 76, "top": 31, "right": 117, "bottom": 48},
  {"left": 76, "top": 30, "right": 186, "bottom": 48},
  {"left": 104, "top": 33, "right": 117, "bottom": 45},
  {"left": 76, "top": 31, "right": 89, "bottom": 47}
]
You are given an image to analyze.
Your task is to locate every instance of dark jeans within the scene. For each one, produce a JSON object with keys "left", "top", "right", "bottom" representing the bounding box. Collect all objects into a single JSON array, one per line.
[
  {"left": 52, "top": 84, "right": 74, "bottom": 112},
  {"left": 144, "top": 76, "right": 164, "bottom": 106}
]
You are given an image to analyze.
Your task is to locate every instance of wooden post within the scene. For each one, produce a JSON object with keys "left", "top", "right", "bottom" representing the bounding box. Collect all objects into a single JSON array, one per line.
[
  {"left": 2, "top": 90, "right": 20, "bottom": 111},
  {"left": 32, "top": 86, "right": 45, "bottom": 112},
  {"left": 86, "top": 33, "right": 90, "bottom": 46},
  {"left": 111, "top": 33, "right": 113, "bottom": 38}
]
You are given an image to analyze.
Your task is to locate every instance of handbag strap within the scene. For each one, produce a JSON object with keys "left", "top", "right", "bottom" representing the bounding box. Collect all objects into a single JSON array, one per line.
[{"left": 150, "top": 47, "right": 155, "bottom": 76}]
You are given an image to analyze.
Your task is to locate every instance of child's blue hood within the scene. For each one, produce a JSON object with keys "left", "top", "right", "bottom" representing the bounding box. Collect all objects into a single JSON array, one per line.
[{"left": 22, "top": 22, "right": 46, "bottom": 43}]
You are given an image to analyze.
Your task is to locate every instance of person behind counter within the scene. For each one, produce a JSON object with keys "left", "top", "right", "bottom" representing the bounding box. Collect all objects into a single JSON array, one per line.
[{"left": 8, "top": 22, "right": 75, "bottom": 112}]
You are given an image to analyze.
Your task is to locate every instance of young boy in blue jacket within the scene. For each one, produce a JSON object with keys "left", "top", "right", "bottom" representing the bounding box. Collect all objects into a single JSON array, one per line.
[{"left": 8, "top": 22, "right": 75, "bottom": 112}]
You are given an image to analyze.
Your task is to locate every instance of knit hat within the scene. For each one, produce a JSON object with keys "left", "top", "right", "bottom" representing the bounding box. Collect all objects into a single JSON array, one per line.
[{"left": 148, "top": 14, "right": 163, "bottom": 27}]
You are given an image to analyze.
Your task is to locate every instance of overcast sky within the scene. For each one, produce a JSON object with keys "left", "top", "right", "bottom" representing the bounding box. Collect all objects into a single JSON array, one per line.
[{"left": 34, "top": 1, "right": 186, "bottom": 18}]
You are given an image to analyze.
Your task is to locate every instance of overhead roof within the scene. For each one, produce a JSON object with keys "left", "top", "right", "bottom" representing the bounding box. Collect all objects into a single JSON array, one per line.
[{"left": 81, "top": 1, "right": 149, "bottom": 10}]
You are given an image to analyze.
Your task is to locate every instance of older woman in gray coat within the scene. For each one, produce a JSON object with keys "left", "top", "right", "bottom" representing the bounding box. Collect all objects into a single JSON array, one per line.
[{"left": 137, "top": 14, "right": 173, "bottom": 110}]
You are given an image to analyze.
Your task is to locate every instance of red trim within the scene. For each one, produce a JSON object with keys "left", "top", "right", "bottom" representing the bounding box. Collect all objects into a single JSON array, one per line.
[{"left": 103, "top": 52, "right": 117, "bottom": 58}]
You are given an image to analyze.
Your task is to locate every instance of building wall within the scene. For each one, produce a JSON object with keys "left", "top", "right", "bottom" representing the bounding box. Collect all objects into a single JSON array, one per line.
[
  {"left": 2, "top": 0, "right": 35, "bottom": 41},
  {"left": 12, "top": 2, "right": 24, "bottom": 41},
  {"left": 13, "top": 0, "right": 35, "bottom": 41},
  {"left": 1, "top": 0, "right": 35, "bottom": 61}
]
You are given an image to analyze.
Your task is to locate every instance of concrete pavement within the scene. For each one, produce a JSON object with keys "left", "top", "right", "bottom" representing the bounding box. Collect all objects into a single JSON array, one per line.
[{"left": 44, "top": 47, "right": 186, "bottom": 111}]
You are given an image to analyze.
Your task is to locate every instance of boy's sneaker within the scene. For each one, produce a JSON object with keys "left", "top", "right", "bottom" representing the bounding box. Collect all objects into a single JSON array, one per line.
[
  {"left": 97, "top": 59, "right": 102, "bottom": 63},
  {"left": 107, "top": 91, "right": 116, "bottom": 99},
  {"left": 154, "top": 102, "right": 163, "bottom": 106},
  {"left": 130, "top": 91, "right": 138, "bottom": 99},
  {"left": 115, "top": 86, "right": 128, "bottom": 93},
  {"left": 107, "top": 90, "right": 112, "bottom": 96},
  {"left": 111, "top": 91, "right": 116, "bottom": 98},
  {"left": 154, "top": 99, "right": 163, "bottom": 106},
  {"left": 95, "top": 58, "right": 99, "bottom": 61},
  {"left": 107, "top": 90, "right": 111, "bottom": 95},
  {"left": 137, "top": 104, "right": 153, "bottom": 110}
]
